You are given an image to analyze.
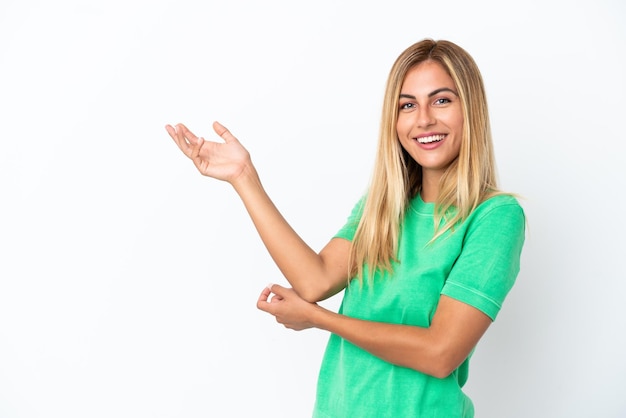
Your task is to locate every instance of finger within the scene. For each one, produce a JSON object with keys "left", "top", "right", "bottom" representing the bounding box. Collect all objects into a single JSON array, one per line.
[
  {"left": 268, "top": 283, "right": 287, "bottom": 298},
  {"left": 212, "top": 121, "right": 238, "bottom": 143},
  {"left": 164, "top": 124, "right": 176, "bottom": 137},
  {"left": 259, "top": 285, "right": 272, "bottom": 301},
  {"left": 165, "top": 124, "right": 184, "bottom": 147},
  {"left": 270, "top": 294, "right": 283, "bottom": 303},
  {"left": 256, "top": 286, "right": 273, "bottom": 312},
  {"left": 179, "top": 124, "right": 203, "bottom": 145},
  {"left": 166, "top": 123, "right": 193, "bottom": 156},
  {"left": 189, "top": 139, "right": 205, "bottom": 171}
]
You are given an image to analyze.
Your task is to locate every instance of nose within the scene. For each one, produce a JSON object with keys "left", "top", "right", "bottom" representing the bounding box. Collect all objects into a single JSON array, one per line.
[{"left": 416, "top": 106, "right": 435, "bottom": 128}]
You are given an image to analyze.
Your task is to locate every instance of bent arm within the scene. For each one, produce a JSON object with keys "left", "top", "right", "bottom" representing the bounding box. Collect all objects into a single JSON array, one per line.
[
  {"left": 231, "top": 169, "right": 351, "bottom": 301},
  {"left": 310, "top": 294, "right": 491, "bottom": 377},
  {"left": 166, "top": 121, "right": 351, "bottom": 302}
]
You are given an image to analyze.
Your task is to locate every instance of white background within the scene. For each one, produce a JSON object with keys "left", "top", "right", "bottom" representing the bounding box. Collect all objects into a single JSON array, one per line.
[{"left": 1, "top": 0, "right": 625, "bottom": 417}]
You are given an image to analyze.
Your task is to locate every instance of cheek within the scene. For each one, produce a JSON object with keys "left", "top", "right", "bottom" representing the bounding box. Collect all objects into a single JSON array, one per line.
[
  {"left": 450, "top": 113, "right": 464, "bottom": 133},
  {"left": 456, "top": 117, "right": 465, "bottom": 133},
  {"left": 396, "top": 115, "right": 411, "bottom": 136}
]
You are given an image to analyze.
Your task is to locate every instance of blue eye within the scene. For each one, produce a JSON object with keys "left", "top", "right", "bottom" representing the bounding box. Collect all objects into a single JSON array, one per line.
[
  {"left": 434, "top": 98, "right": 451, "bottom": 105},
  {"left": 400, "top": 102, "right": 415, "bottom": 110}
]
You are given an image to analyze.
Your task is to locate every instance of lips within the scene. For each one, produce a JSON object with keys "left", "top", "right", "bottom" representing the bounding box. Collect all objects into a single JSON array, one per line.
[{"left": 416, "top": 134, "right": 446, "bottom": 144}]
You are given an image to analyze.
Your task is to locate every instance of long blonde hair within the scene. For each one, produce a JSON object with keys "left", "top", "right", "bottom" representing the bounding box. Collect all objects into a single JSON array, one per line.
[{"left": 350, "top": 39, "right": 499, "bottom": 279}]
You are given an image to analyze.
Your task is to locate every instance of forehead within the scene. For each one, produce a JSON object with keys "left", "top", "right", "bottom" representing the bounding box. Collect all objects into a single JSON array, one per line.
[{"left": 400, "top": 61, "right": 456, "bottom": 93}]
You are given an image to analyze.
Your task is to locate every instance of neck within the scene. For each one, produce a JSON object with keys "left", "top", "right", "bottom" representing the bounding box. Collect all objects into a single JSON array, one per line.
[{"left": 420, "top": 174, "right": 440, "bottom": 203}]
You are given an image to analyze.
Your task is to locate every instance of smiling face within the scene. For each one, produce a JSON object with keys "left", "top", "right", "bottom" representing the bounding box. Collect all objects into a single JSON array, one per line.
[{"left": 396, "top": 60, "right": 464, "bottom": 192}]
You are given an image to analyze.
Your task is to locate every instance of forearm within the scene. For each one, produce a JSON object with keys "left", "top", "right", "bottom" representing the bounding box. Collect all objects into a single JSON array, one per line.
[
  {"left": 231, "top": 166, "right": 348, "bottom": 301},
  {"left": 308, "top": 296, "right": 490, "bottom": 378},
  {"left": 311, "top": 307, "right": 451, "bottom": 377}
]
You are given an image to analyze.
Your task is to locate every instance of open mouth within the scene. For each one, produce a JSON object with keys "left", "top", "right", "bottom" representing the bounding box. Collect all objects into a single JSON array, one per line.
[{"left": 417, "top": 134, "right": 446, "bottom": 144}]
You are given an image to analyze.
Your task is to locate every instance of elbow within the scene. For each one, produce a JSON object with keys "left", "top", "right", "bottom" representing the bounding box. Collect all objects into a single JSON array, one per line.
[
  {"left": 297, "top": 287, "right": 328, "bottom": 303},
  {"left": 422, "top": 343, "right": 466, "bottom": 379},
  {"left": 429, "top": 361, "right": 457, "bottom": 380},
  {"left": 296, "top": 280, "right": 339, "bottom": 303},
  {"left": 298, "top": 290, "right": 320, "bottom": 303}
]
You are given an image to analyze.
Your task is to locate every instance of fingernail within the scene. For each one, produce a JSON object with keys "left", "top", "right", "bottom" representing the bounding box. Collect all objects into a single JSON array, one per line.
[{"left": 266, "top": 283, "right": 274, "bottom": 291}]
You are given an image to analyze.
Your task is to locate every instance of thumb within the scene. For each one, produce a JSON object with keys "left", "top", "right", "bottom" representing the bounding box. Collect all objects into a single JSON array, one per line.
[
  {"left": 212, "top": 121, "right": 238, "bottom": 143},
  {"left": 267, "top": 283, "right": 289, "bottom": 297}
]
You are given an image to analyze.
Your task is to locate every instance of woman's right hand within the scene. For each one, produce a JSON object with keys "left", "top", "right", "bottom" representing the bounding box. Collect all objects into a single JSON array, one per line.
[
  {"left": 166, "top": 120, "right": 351, "bottom": 303},
  {"left": 165, "top": 121, "right": 253, "bottom": 185}
]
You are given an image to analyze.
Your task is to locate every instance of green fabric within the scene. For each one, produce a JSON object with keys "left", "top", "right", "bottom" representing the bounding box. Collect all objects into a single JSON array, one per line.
[{"left": 312, "top": 193, "right": 525, "bottom": 418}]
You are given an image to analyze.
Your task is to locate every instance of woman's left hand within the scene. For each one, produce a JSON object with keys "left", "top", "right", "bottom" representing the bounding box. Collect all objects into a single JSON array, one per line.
[{"left": 257, "top": 284, "right": 318, "bottom": 331}]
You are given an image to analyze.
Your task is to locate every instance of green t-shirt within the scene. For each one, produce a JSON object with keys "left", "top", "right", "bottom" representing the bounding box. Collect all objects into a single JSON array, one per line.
[{"left": 313, "top": 193, "right": 526, "bottom": 418}]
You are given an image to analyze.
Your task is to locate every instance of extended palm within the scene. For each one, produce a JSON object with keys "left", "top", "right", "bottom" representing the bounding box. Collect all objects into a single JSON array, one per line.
[{"left": 166, "top": 121, "right": 251, "bottom": 184}]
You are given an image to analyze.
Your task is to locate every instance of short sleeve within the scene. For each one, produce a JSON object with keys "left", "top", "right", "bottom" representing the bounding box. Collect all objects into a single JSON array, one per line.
[
  {"left": 441, "top": 199, "right": 526, "bottom": 321},
  {"left": 333, "top": 196, "right": 366, "bottom": 242}
]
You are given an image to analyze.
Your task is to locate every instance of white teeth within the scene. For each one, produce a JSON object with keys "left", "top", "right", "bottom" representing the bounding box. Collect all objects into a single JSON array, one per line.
[{"left": 417, "top": 134, "right": 445, "bottom": 144}]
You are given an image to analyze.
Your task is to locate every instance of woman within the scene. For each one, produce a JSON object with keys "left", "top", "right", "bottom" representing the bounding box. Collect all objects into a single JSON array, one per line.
[{"left": 166, "top": 38, "right": 525, "bottom": 417}]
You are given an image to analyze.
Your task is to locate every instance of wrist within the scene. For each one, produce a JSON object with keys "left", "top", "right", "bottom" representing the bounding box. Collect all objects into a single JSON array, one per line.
[
  {"left": 230, "top": 162, "right": 261, "bottom": 193},
  {"left": 310, "top": 304, "right": 333, "bottom": 331}
]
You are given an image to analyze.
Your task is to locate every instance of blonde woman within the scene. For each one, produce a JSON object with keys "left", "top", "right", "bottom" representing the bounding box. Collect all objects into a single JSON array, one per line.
[{"left": 166, "top": 38, "right": 525, "bottom": 418}]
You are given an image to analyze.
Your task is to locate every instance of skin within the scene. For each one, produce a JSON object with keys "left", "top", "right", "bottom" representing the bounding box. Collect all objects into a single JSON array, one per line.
[
  {"left": 165, "top": 122, "right": 350, "bottom": 303},
  {"left": 397, "top": 60, "right": 464, "bottom": 202},
  {"left": 165, "top": 61, "right": 492, "bottom": 378}
]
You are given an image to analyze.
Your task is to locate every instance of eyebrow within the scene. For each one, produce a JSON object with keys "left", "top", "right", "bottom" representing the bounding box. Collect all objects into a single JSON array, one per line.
[{"left": 399, "top": 87, "right": 459, "bottom": 99}]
